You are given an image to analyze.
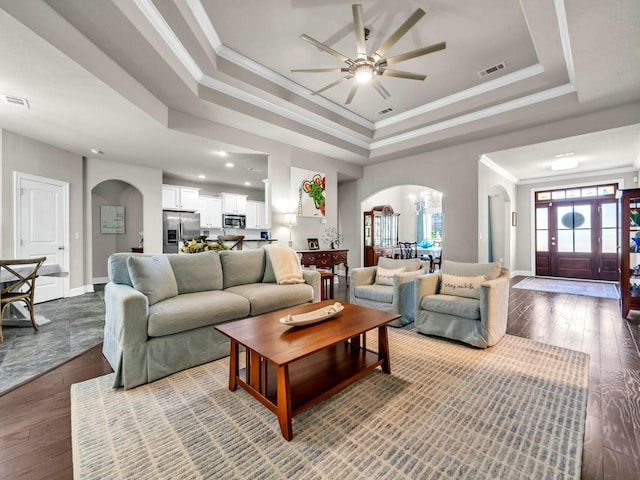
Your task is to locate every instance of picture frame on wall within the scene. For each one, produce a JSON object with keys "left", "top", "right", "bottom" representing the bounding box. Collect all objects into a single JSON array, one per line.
[{"left": 307, "top": 238, "right": 319, "bottom": 250}]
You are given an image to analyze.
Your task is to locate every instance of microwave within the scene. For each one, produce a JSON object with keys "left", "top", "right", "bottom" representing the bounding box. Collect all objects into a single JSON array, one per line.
[{"left": 223, "top": 214, "right": 246, "bottom": 229}]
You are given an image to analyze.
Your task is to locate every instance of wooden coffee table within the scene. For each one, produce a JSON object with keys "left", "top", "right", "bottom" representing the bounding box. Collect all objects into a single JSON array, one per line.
[{"left": 215, "top": 300, "right": 400, "bottom": 440}]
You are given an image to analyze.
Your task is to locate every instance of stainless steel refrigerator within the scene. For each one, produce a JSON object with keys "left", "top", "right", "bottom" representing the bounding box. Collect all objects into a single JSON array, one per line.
[{"left": 163, "top": 211, "right": 201, "bottom": 253}]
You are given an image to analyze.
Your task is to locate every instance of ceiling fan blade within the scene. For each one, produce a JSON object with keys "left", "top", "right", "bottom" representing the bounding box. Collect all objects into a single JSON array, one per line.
[
  {"left": 345, "top": 84, "right": 359, "bottom": 104},
  {"left": 380, "top": 69, "right": 426, "bottom": 81},
  {"left": 371, "top": 78, "right": 390, "bottom": 100},
  {"left": 312, "top": 75, "right": 351, "bottom": 95},
  {"left": 374, "top": 8, "right": 425, "bottom": 60},
  {"left": 291, "top": 68, "right": 349, "bottom": 73},
  {"left": 352, "top": 4, "right": 367, "bottom": 59},
  {"left": 300, "top": 34, "right": 352, "bottom": 64},
  {"left": 383, "top": 41, "right": 446, "bottom": 65}
]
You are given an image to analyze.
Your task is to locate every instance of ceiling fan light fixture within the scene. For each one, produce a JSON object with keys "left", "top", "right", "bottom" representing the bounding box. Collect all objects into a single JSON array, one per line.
[
  {"left": 354, "top": 63, "right": 374, "bottom": 83},
  {"left": 551, "top": 158, "right": 578, "bottom": 170}
]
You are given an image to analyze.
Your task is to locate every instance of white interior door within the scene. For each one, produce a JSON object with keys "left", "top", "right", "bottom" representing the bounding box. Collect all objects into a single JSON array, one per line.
[{"left": 16, "top": 173, "right": 68, "bottom": 303}]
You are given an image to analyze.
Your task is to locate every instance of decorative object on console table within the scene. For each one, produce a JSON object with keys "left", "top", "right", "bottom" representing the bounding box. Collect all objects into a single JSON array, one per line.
[
  {"left": 320, "top": 226, "right": 344, "bottom": 249},
  {"left": 307, "top": 238, "right": 319, "bottom": 250},
  {"left": 284, "top": 213, "right": 297, "bottom": 247}
]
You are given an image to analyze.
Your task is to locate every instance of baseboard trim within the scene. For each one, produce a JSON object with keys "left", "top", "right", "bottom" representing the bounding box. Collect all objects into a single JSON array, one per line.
[
  {"left": 68, "top": 285, "right": 94, "bottom": 297},
  {"left": 511, "top": 270, "right": 533, "bottom": 277},
  {"left": 92, "top": 277, "right": 109, "bottom": 284}
]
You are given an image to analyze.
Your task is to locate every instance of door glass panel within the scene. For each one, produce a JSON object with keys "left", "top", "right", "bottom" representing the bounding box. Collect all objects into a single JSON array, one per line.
[
  {"left": 536, "top": 207, "right": 549, "bottom": 252},
  {"left": 536, "top": 208, "right": 548, "bottom": 229},
  {"left": 557, "top": 206, "right": 573, "bottom": 230},
  {"left": 557, "top": 230, "right": 573, "bottom": 252},
  {"left": 575, "top": 205, "right": 591, "bottom": 228},
  {"left": 574, "top": 230, "right": 591, "bottom": 252},
  {"left": 536, "top": 231, "right": 548, "bottom": 252},
  {"left": 601, "top": 202, "right": 616, "bottom": 228}
]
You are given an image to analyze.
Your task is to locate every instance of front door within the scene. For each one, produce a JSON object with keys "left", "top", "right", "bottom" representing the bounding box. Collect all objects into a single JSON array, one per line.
[
  {"left": 16, "top": 173, "right": 68, "bottom": 303},
  {"left": 535, "top": 185, "right": 618, "bottom": 281}
]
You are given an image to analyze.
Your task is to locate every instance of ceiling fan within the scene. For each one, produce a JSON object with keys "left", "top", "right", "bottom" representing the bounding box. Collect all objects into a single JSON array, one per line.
[{"left": 291, "top": 4, "right": 446, "bottom": 105}]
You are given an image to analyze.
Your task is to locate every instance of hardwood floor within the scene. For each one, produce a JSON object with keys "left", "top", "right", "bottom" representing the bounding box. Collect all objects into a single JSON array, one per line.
[{"left": 1, "top": 276, "right": 639, "bottom": 479}]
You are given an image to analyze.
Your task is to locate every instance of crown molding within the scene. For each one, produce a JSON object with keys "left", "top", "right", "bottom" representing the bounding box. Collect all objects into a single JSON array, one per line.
[
  {"left": 479, "top": 155, "right": 520, "bottom": 184},
  {"left": 136, "top": 0, "right": 579, "bottom": 157},
  {"left": 370, "top": 84, "right": 577, "bottom": 149}
]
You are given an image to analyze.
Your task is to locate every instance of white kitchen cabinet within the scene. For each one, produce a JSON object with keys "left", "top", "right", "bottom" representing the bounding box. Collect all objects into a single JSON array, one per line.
[
  {"left": 246, "top": 201, "right": 267, "bottom": 229},
  {"left": 162, "top": 185, "right": 199, "bottom": 211},
  {"left": 221, "top": 193, "right": 247, "bottom": 214},
  {"left": 197, "top": 195, "right": 222, "bottom": 228}
]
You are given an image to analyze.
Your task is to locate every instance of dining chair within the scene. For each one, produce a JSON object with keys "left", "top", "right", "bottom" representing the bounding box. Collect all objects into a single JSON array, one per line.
[
  {"left": 398, "top": 242, "right": 418, "bottom": 259},
  {"left": 0, "top": 257, "right": 46, "bottom": 343},
  {"left": 428, "top": 251, "right": 442, "bottom": 273}
]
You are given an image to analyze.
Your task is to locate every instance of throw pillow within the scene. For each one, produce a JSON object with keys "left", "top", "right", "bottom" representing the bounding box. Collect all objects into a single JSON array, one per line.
[
  {"left": 375, "top": 266, "right": 406, "bottom": 286},
  {"left": 439, "top": 273, "right": 487, "bottom": 299},
  {"left": 127, "top": 255, "right": 178, "bottom": 305}
]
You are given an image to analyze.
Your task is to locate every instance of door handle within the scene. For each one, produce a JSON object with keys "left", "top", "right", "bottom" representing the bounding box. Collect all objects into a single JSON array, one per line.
[{"left": 58, "top": 246, "right": 65, "bottom": 250}]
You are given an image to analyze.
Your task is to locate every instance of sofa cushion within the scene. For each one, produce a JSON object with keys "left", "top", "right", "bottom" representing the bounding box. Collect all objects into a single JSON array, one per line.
[
  {"left": 108, "top": 252, "right": 142, "bottom": 286},
  {"left": 439, "top": 273, "right": 487, "bottom": 299},
  {"left": 262, "top": 252, "right": 277, "bottom": 283},
  {"left": 421, "top": 294, "right": 481, "bottom": 320},
  {"left": 378, "top": 257, "right": 421, "bottom": 272},
  {"left": 353, "top": 284, "right": 394, "bottom": 304},
  {"left": 147, "top": 290, "right": 250, "bottom": 337},
  {"left": 220, "top": 249, "right": 266, "bottom": 288},
  {"left": 127, "top": 255, "right": 178, "bottom": 306},
  {"left": 375, "top": 266, "right": 406, "bottom": 286},
  {"left": 440, "top": 260, "right": 501, "bottom": 280},
  {"left": 225, "top": 283, "right": 314, "bottom": 316},
  {"left": 167, "top": 251, "right": 223, "bottom": 293}
]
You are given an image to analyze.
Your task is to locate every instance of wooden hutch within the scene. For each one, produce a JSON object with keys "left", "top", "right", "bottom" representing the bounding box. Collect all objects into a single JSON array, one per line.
[
  {"left": 363, "top": 205, "right": 400, "bottom": 266},
  {"left": 620, "top": 188, "right": 640, "bottom": 318}
]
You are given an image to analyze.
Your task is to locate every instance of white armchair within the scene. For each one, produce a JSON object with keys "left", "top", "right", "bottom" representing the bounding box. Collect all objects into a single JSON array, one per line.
[
  {"left": 413, "top": 260, "right": 510, "bottom": 348},
  {"left": 349, "top": 257, "right": 430, "bottom": 327}
]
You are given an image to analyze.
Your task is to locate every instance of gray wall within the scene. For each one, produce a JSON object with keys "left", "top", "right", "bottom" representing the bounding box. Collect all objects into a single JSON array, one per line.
[
  {"left": 340, "top": 101, "right": 640, "bottom": 270},
  {"left": 1, "top": 130, "right": 84, "bottom": 290}
]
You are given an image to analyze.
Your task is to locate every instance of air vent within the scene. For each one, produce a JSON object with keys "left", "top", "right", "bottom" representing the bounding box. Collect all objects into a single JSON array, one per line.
[
  {"left": 1, "top": 94, "right": 30, "bottom": 109},
  {"left": 377, "top": 107, "right": 394, "bottom": 115},
  {"left": 478, "top": 62, "right": 506, "bottom": 78}
]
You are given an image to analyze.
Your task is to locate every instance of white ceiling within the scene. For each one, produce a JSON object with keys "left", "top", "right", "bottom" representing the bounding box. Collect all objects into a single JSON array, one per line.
[{"left": 0, "top": 0, "right": 638, "bottom": 185}]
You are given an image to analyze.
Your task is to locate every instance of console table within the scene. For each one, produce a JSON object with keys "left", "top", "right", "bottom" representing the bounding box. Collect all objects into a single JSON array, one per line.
[{"left": 297, "top": 249, "right": 348, "bottom": 283}]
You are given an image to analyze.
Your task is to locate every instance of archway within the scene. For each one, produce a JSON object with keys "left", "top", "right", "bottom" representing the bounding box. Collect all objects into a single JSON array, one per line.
[
  {"left": 91, "top": 180, "right": 143, "bottom": 284},
  {"left": 488, "top": 184, "right": 512, "bottom": 268},
  {"left": 360, "top": 184, "right": 443, "bottom": 266}
]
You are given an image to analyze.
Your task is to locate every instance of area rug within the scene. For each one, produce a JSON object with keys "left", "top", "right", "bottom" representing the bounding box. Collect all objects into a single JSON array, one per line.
[
  {"left": 71, "top": 329, "right": 589, "bottom": 480},
  {"left": 513, "top": 276, "right": 619, "bottom": 299}
]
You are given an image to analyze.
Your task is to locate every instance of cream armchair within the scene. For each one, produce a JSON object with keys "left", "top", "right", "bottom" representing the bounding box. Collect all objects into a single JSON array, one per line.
[
  {"left": 413, "top": 260, "right": 510, "bottom": 348},
  {"left": 349, "top": 257, "right": 430, "bottom": 327}
]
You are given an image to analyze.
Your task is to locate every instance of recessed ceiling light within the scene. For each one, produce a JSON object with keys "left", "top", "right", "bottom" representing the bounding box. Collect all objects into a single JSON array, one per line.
[
  {"left": 551, "top": 158, "right": 578, "bottom": 170},
  {"left": 225, "top": 162, "right": 234, "bottom": 168},
  {"left": 554, "top": 152, "right": 575, "bottom": 159},
  {"left": 90, "top": 148, "right": 104, "bottom": 155},
  {"left": 244, "top": 181, "right": 251, "bottom": 186},
  {"left": 198, "top": 174, "right": 206, "bottom": 179}
]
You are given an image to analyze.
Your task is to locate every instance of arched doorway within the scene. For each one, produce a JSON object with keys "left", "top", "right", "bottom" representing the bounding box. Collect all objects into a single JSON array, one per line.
[
  {"left": 361, "top": 184, "right": 443, "bottom": 266},
  {"left": 91, "top": 180, "right": 143, "bottom": 284},
  {"left": 488, "top": 184, "right": 511, "bottom": 268}
]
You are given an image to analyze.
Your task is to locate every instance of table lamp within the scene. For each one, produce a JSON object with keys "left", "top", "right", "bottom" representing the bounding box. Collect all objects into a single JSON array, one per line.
[{"left": 284, "top": 213, "right": 297, "bottom": 247}]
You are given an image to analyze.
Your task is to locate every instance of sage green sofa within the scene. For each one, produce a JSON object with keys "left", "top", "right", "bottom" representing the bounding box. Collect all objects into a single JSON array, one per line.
[
  {"left": 413, "top": 260, "right": 510, "bottom": 348},
  {"left": 102, "top": 248, "right": 320, "bottom": 389}
]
